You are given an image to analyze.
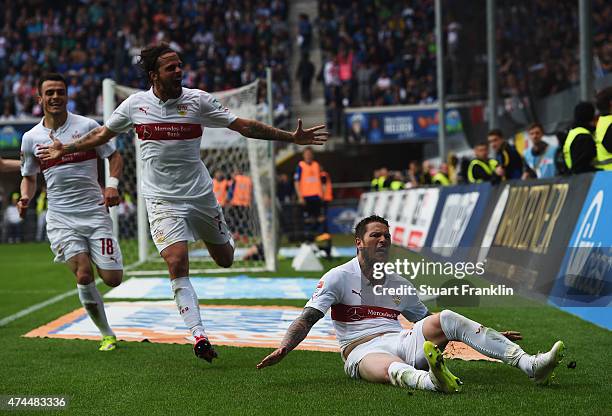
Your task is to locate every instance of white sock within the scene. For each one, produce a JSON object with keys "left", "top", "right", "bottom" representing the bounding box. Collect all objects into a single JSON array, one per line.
[
  {"left": 439, "top": 309, "right": 531, "bottom": 373},
  {"left": 77, "top": 282, "right": 114, "bottom": 337},
  {"left": 171, "top": 277, "right": 206, "bottom": 338},
  {"left": 517, "top": 354, "right": 536, "bottom": 377},
  {"left": 388, "top": 362, "right": 436, "bottom": 391}
]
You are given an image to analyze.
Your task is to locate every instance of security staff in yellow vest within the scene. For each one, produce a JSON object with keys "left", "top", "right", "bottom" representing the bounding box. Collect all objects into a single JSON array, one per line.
[
  {"left": 467, "top": 142, "right": 499, "bottom": 184},
  {"left": 369, "top": 167, "right": 391, "bottom": 191},
  {"left": 36, "top": 185, "right": 48, "bottom": 241},
  {"left": 376, "top": 167, "right": 390, "bottom": 191},
  {"left": 432, "top": 163, "right": 451, "bottom": 186},
  {"left": 563, "top": 102, "right": 597, "bottom": 174},
  {"left": 388, "top": 171, "right": 404, "bottom": 190},
  {"left": 595, "top": 86, "right": 612, "bottom": 170}
]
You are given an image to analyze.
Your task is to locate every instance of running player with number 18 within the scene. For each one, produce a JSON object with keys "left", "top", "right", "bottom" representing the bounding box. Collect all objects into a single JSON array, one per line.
[{"left": 19, "top": 73, "right": 125, "bottom": 352}]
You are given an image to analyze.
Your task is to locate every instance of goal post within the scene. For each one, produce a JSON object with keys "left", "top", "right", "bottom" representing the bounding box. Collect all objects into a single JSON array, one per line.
[{"left": 103, "top": 78, "right": 277, "bottom": 273}]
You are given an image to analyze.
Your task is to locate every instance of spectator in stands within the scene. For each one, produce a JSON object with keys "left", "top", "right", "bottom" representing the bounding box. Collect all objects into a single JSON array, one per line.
[
  {"left": 594, "top": 86, "right": 612, "bottom": 170},
  {"left": 0, "top": 1, "right": 292, "bottom": 119},
  {"left": 432, "top": 163, "right": 451, "bottom": 186},
  {"left": 407, "top": 161, "right": 425, "bottom": 187},
  {"left": 296, "top": 53, "right": 315, "bottom": 104},
  {"left": 298, "top": 13, "right": 313, "bottom": 53},
  {"left": 277, "top": 173, "right": 294, "bottom": 203},
  {"left": 563, "top": 102, "right": 597, "bottom": 174},
  {"left": 522, "top": 123, "right": 558, "bottom": 179},
  {"left": 487, "top": 129, "right": 524, "bottom": 180},
  {"left": 4, "top": 193, "right": 22, "bottom": 243},
  {"left": 467, "top": 142, "right": 499, "bottom": 184}
]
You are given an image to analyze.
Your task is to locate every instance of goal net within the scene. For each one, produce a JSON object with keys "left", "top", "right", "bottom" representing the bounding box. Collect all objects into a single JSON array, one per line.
[{"left": 102, "top": 79, "right": 277, "bottom": 274}]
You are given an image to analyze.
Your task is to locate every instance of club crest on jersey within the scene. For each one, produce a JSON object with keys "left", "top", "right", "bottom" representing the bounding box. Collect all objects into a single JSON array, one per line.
[
  {"left": 392, "top": 295, "right": 402, "bottom": 305},
  {"left": 177, "top": 104, "right": 189, "bottom": 116},
  {"left": 72, "top": 131, "right": 81, "bottom": 140},
  {"left": 311, "top": 280, "right": 324, "bottom": 299},
  {"left": 153, "top": 229, "right": 166, "bottom": 244}
]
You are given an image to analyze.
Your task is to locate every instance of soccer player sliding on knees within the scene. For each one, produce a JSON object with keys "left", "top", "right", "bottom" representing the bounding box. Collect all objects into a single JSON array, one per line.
[
  {"left": 38, "top": 43, "right": 328, "bottom": 363},
  {"left": 257, "top": 215, "right": 565, "bottom": 393}
]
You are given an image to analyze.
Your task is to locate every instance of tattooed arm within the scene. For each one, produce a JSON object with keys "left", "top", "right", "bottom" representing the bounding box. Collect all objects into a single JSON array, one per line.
[
  {"left": 37, "top": 126, "right": 118, "bottom": 161},
  {"left": 256, "top": 307, "right": 324, "bottom": 369},
  {"left": 229, "top": 117, "right": 328, "bottom": 146}
]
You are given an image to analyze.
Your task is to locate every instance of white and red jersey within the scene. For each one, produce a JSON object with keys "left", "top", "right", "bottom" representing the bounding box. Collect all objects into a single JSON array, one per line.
[
  {"left": 104, "top": 87, "right": 237, "bottom": 201},
  {"left": 20, "top": 113, "right": 115, "bottom": 212},
  {"left": 305, "top": 257, "right": 429, "bottom": 352}
]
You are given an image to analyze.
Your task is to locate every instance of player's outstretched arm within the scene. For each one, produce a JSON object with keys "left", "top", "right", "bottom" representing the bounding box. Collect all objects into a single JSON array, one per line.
[
  {"left": 38, "top": 126, "right": 118, "bottom": 161},
  {"left": 229, "top": 118, "right": 328, "bottom": 146},
  {"left": 17, "top": 175, "right": 37, "bottom": 218},
  {"left": 0, "top": 157, "right": 21, "bottom": 173},
  {"left": 256, "top": 307, "right": 324, "bottom": 369}
]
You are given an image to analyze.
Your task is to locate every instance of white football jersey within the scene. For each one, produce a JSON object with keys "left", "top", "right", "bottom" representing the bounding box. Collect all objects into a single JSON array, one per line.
[
  {"left": 306, "top": 257, "right": 429, "bottom": 351},
  {"left": 105, "top": 87, "right": 237, "bottom": 201},
  {"left": 20, "top": 113, "right": 115, "bottom": 212}
]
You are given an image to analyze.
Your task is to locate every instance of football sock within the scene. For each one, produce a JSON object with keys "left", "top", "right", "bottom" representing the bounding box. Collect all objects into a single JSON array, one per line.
[
  {"left": 77, "top": 282, "right": 114, "bottom": 337},
  {"left": 388, "top": 362, "right": 436, "bottom": 391},
  {"left": 171, "top": 277, "right": 207, "bottom": 338},
  {"left": 439, "top": 309, "right": 532, "bottom": 374}
]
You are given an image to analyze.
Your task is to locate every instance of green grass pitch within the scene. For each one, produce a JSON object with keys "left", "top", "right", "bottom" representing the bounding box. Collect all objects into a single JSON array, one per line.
[{"left": 0, "top": 242, "right": 610, "bottom": 415}]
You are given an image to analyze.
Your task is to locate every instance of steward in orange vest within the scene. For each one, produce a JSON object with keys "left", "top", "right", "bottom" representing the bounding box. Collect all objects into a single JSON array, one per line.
[
  {"left": 212, "top": 171, "right": 228, "bottom": 206},
  {"left": 321, "top": 170, "right": 333, "bottom": 202},
  {"left": 230, "top": 174, "right": 253, "bottom": 207}
]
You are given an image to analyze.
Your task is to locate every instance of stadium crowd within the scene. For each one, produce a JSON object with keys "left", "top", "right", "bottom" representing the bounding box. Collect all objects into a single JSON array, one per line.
[
  {"left": 0, "top": 0, "right": 292, "bottom": 126},
  {"left": 317, "top": 0, "right": 610, "bottom": 133},
  {"left": 369, "top": 87, "right": 612, "bottom": 190}
]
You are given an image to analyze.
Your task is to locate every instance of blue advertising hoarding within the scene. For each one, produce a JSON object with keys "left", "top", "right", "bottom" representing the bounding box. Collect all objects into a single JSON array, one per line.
[
  {"left": 345, "top": 107, "right": 463, "bottom": 143},
  {"left": 549, "top": 172, "right": 612, "bottom": 329}
]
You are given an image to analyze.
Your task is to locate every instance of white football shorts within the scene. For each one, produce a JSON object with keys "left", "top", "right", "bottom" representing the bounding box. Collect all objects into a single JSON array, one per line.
[
  {"left": 46, "top": 208, "right": 123, "bottom": 270},
  {"left": 146, "top": 192, "right": 231, "bottom": 253},
  {"left": 343, "top": 320, "right": 427, "bottom": 379}
]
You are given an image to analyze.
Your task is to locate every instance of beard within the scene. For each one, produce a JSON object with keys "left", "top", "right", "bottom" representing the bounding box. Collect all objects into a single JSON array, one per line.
[{"left": 160, "top": 78, "right": 182, "bottom": 97}]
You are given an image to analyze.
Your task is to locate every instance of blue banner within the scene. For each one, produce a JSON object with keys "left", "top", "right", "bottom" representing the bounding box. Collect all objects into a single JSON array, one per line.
[
  {"left": 326, "top": 205, "right": 358, "bottom": 234},
  {"left": 345, "top": 108, "right": 463, "bottom": 143},
  {"left": 423, "top": 183, "right": 492, "bottom": 256},
  {"left": 0, "top": 123, "right": 36, "bottom": 149},
  {"left": 549, "top": 172, "right": 612, "bottom": 328}
]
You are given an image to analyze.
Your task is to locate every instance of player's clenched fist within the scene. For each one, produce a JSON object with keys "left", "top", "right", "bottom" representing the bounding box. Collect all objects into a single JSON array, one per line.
[
  {"left": 17, "top": 197, "right": 29, "bottom": 218},
  {"left": 256, "top": 347, "right": 288, "bottom": 369},
  {"left": 102, "top": 187, "right": 120, "bottom": 208}
]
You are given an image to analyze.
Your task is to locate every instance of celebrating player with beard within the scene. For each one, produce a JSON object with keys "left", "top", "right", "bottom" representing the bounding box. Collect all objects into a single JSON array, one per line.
[
  {"left": 257, "top": 215, "right": 565, "bottom": 393},
  {"left": 38, "top": 43, "right": 328, "bottom": 362}
]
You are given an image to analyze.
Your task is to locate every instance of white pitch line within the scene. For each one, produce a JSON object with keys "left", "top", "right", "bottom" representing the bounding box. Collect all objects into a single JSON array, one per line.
[{"left": 0, "top": 278, "right": 101, "bottom": 327}]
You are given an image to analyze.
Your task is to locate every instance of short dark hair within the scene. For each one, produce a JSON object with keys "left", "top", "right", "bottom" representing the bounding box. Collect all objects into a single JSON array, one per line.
[
  {"left": 574, "top": 101, "right": 595, "bottom": 124},
  {"left": 37, "top": 73, "right": 67, "bottom": 94},
  {"left": 354, "top": 215, "right": 389, "bottom": 239},
  {"left": 596, "top": 86, "right": 612, "bottom": 115},
  {"left": 137, "top": 42, "right": 178, "bottom": 85},
  {"left": 474, "top": 141, "right": 488, "bottom": 149},
  {"left": 487, "top": 129, "right": 504, "bottom": 138},
  {"left": 528, "top": 122, "right": 543, "bottom": 131}
]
